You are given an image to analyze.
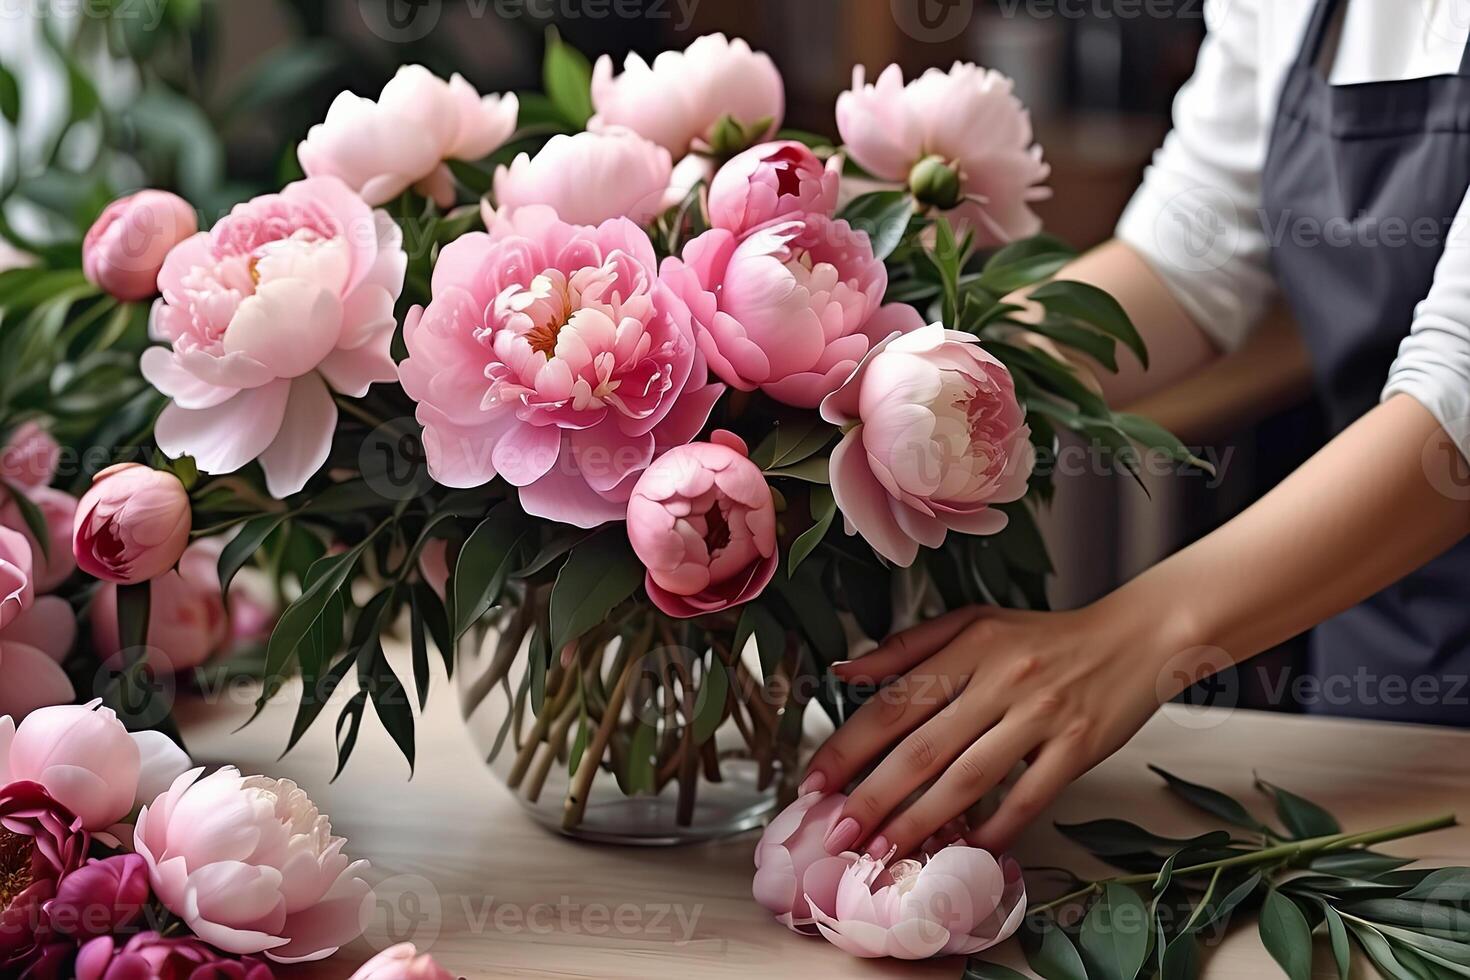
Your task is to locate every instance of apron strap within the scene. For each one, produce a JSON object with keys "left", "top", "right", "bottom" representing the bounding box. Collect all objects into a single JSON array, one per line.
[{"left": 1295, "top": 0, "right": 1343, "bottom": 70}]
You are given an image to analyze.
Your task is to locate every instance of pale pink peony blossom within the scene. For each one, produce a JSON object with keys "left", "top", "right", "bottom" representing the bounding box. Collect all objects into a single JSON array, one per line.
[
  {"left": 626, "top": 431, "right": 776, "bottom": 618},
  {"left": 72, "top": 463, "right": 191, "bottom": 585},
  {"left": 134, "top": 766, "right": 372, "bottom": 963},
  {"left": 489, "top": 129, "right": 672, "bottom": 228},
  {"left": 83, "top": 190, "right": 198, "bottom": 302},
  {"left": 707, "top": 140, "right": 841, "bottom": 237},
  {"left": 836, "top": 63, "right": 1050, "bottom": 246},
  {"left": 820, "top": 324, "right": 1034, "bottom": 567},
  {"left": 662, "top": 216, "right": 924, "bottom": 408},
  {"left": 92, "top": 538, "right": 229, "bottom": 673},
  {"left": 348, "top": 943, "right": 454, "bottom": 980},
  {"left": 752, "top": 790, "right": 858, "bottom": 933},
  {"left": 0, "top": 525, "right": 74, "bottom": 719},
  {"left": 2, "top": 484, "right": 78, "bottom": 594},
  {"left": 0, "top": 701, "right": 189, "bottom": 831},
  {"left": 808, "top": 846, "right": 1026, "bottom": 959},
  {"left": 299, "top": 65, "right": 518, "bottom": 208},
  {"left": 400, "top": 206, "right": 722, "bottom": 527},
  {"left": 143, "top": 177, "right": 407, "bottom": 497},
  {"left": 0, "top": 420, "right": 60, "bottom": 490},
  {"left": 590, "top": 33, "right": 783, "bottom": 156}
]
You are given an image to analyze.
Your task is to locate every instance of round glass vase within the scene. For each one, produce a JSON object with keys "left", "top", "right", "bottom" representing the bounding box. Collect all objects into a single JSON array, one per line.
[{"left": 456, "top": 592, "right": 815, "bottom": 845}]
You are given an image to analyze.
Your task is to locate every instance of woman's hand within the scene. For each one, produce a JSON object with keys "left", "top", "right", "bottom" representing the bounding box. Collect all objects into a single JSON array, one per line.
[{"left": 798, "top": 599, "right": 1201, "bottom": 859}]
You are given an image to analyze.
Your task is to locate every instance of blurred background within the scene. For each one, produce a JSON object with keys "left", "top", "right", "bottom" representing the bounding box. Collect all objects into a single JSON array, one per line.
[{"left": 0, "top": 0, "right": 1319, "bottom": 708}]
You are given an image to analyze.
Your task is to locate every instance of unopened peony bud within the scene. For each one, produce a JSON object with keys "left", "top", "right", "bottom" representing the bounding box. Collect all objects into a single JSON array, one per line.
[
  {"left": 82, "top": 190, "right": 197, "bottom": 302},
  {"left": 72, "top": 463, "right": 191, "bottom": 585},
  {"left": 908, "top": 155, "right": 963, "bottom": 210}
]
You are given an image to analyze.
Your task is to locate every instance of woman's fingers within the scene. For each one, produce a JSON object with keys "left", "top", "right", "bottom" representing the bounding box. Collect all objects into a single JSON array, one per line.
[
  {"left": 829, "top": 607, "right": 986, "bottom": 684},
  {"left": 966, "top": 737, "right": 1086, "bottom": 853},
  {"left": 860, "top": 714, "right": 1040, "bottom": 859}
]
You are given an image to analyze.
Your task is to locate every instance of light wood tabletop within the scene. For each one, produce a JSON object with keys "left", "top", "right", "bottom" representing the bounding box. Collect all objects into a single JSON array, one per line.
[{"left": 174, "top": 661, "right": 1470, "bottom": 980}]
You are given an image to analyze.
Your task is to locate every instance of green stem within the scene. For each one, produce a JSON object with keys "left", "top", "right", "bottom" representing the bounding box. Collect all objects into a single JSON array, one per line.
[{"left": 1029, "top": 812, "right": 1457, "bottom": 915}]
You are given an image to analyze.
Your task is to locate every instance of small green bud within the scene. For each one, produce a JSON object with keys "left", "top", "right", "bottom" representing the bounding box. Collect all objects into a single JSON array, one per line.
[{"left": 908, "top": 155, "right": 963, "bottom": 210}]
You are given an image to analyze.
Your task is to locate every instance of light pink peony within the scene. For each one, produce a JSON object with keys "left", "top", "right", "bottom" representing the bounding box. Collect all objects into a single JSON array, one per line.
[
  {"left": 399, "top": 206, "right": 722, "bottom": 527},
  {"left": 753, "top": 790, "right": 858, "bottom": 933},
  {"left": 590, "top": 33, "right": 783, "bottom": 156},
  {"left": 92, "top": 538, "right": 229, "bottom": 673},
  {"left": 349, "top": 943, "right": 454, "bottom": 980},
  {"left": 83, "top": 190, "right": 198, "bottom": 302},
  {"left": 809, "top": 846, "right": 1026, "bottom": 959},
  {"left": 299, "top": 65, "right": 518, "bottom": 208},
  {"left": 134, "top": 766, "right": 372, "bottom": 963},
  {"left": 626, "top": 431, "right": 776, "bottom": 619},
  {"left": 489, "top": 129, "right": 672, "bottom": 228},
  {"left": 143, "top": 176, "right": 407, "bottom": 497},
  {"left": 662, "top": 216, "right": 924, "bottom": 408},
  {"left": 836, "top": 63, "right": 1050, "bottom": 246},
  {"left": 707, "top": 140, "right": 840, "bottom": 237},
  {"left": 820, "top": 324, "right": 1034, "bottom": 567},
  {"left": 0, "top": 420, "right": 60, "bottom": 490},
  {"left": 0, "top": 525, "right": 74, "bottom": 719},
  {"left": 0, "top": 701, "right": 189, "bottom": 831},
  {"left": 72, "top": 463, "right": 191, "bottom": 585},
  {"left": 2, "top": 485, "right": 78, "bottom": 594}
]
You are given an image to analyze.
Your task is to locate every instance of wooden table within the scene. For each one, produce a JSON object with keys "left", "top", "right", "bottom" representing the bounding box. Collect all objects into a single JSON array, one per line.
[{"left": 175, "top": 667, "right": 1470, "bottom": 979}]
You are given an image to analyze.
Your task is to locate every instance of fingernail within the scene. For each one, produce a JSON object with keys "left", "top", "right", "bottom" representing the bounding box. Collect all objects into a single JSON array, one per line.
[
  {"left": 830, "top": 660, "right": 853, "bottom": 669},
  {"left": 824, "top": 817, "right": 861, "bottom": 854},
  {"left": 798, "top": 771, "right": 826, "bottom": 795},
  {"left": 865, "top": 835, "right": 890, "bottom": 859}
]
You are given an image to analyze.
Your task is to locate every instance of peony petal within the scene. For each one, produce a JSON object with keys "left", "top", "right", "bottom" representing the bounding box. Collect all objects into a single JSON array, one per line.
[
  {"left": 0, "top": 642, "right": 76, "bottom": 719},
  {"left": 829, "top": 429, "right": 917, "bottom": 566},
  {"left": 154, "top": 380, "right": 291, "bottom": 478},
  {"left": 256, "top": 373, "right": 338, "bottom": 498}
]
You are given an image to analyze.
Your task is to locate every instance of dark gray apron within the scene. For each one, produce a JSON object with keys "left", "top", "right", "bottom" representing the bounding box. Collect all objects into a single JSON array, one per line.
[{"left": 1261, "top": 0, "right": 1470, "bottom": 725}]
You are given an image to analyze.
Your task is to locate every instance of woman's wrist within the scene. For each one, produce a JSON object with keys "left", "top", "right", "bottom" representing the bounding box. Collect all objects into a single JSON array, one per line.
[{"left": 1088, "top": 570, "right": 1235, "bottom": 703}]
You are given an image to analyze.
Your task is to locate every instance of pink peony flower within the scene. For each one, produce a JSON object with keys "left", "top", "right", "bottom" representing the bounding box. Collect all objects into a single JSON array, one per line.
[
  {"left": 348, "top": 943, "right": 454, "bottom": 980},
  {"left": 134, "top": 767, "right": 372, "bottom": 963},
  {"left": 489, "top": 129, "right": 672, "bottom": 228},
  {"left": 0, "top": 702, "right": 189, "bottom": 831},
  {"left": 662, "top": 216, "right": 924, "bottom": 408},
  {"left": 72, "top": 463, "right": 190, "bottom": 585},
  {"left": 0, "top": 781, "right": 89, "bottom": 976},
  {"left": 753, "top": 791, "right": 858, "bottom": 933},
  {"left": 707, "top": 140, "right": 840, "bottom": 237},
  {"left": 299, "top": 65, "right": 518, "bottom": 208},
  {"left": 46, "top": 854, "right": 151, "bottom": 938},
  {"left": 400, "top": 207, "right": 722, "bottom": 527},
  {"left": 0, "top": 526, "right": 74, "bottom": 719},
  {"left": 809, "top": 846, "right": 1026, "bottom": 959},
  {"left": 820, "top": 324, "right": 1034, "bottom": 567},
  {"left": 836, "top": 63, "right": 1050, "bottom": 246},
  {"left": 0, "top": 421, "right": 60, "bottom": 490},
  {"left": 92, "top": 538, "right": 229, "bottom": 674},
  {"left": 626, "top": 431, "right": 776, "bottom": 619},
  {"left": 75, "top": 933, "right": 274, "bottom": 980},
  {"left": 2, "top": 485, "right": 78, "bottom": 594},
  {"left": 143, "top": 177, "right": 407, "bottom": 497},
  {"left": 590, "top": 33, "right": 783, "bottom": 156},
  {"left": 83, "top": 191, "right": 198, "bottom": 302}
]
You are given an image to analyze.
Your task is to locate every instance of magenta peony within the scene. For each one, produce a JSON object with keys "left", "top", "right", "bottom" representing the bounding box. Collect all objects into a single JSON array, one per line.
[
  {"left": 82, "top": 191, "right": 198, "bottom": 302},
  {"left": 0, "top": 526, "right": 74, "bottom": 720},
  {"left": 142, "top": 176, "right": 407, "bottom": 497},
  {"left": 46, "top": 853, "right": 151, "bottom": 938},
  {"left": 590, "top": 33, "right": 783, "bottom": 156},
  {"left": 661, "top": 216, "right": 923, "bottom": 408},
  {"left": 134, "top": 767, "right": 372, "bottom": 963},
  {"left": 490, "top": 129, "right": 672, "bottom": 228},
  {"left": 399, "top": 207, "right": 722, "bottom": 527},
  {"left": 92, "top": 539, "right": 229, "bottom": 673},
  {"left": 808, "top": 846, "right": 1026, "bottom": 959},
  {"left": 75, "top": 933, "right": 274, "bottom": 980},
  {"left": 0, "top": 781, "right": 89, "bottom": 976},
  {"left": 820, "top": 324, "right": 1034, "bottom": 567},
  {"left": 752, "top": 790, "right": 858, "bottom": 933},
  {"left": 72, "top": 463, "right": 191, "bottom": 585},
  {"left": 626, "top": 431, "right": 776, "bottom": 618},
  {"left": 707, "top": 140, "right": 840, "bottom": 237},
  {"left": 348, "top": 943, "right": 454, "bottom": 980},
  {"left": 836, "top": 63, "right": 1050, "bottom": 246},
  {"left": 299, "top": 65, "right": 517, "bottom": 208}
]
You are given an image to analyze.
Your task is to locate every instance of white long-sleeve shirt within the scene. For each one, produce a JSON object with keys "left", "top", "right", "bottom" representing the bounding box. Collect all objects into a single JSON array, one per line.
[{"left": 1116, "top": 0, "right": 1470, "bottom": 455}]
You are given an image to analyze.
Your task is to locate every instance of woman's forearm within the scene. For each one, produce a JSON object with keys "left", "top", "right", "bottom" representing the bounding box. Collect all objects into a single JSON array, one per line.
[{"left": 1110, "top": 393, "right": 1470, "bottom": 665}]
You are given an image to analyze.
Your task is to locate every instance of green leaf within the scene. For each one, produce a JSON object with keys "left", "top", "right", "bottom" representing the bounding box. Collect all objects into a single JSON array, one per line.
[
  {"left": 0, "top": 64, "right": 18, "bottom": 126},
  {"left": 623, "top": 719, "right": 657, "bottom": 795},
  {"left": 1255, "top": 776, "right": 1340, "bottom": 839},
  {"left": 549, "top": 526, "right": 642, "bottom": 653},
  {"left": 962, "top": 961, "right": 1030, "bottom": 980},
  {"left": 839, "top": 190, "right": 914, "bottom": 262},
  {"left": 733, "top": 602, "right": 786, "bottom": 680},
  {"left": 1345, "top": 899, "right": 1470, "bottom": 935},
  {"left": 568, "top": 712, "right": 589, "bottom": 777},
  {"left": 116, "top": 581, "right": 151, "bottom": 651},
  {"left": 1112, "top": 413, "right": 1213, "bottom": 474},
  {"left": 543, "top": 28, "right": 593, "bottom": 128},
  {"left": 452, "top": 503, "right": 529, "bottom": 639},
  {"left": 1258, "top": 890, "right": 1313, "bottom": 980},
  {"left": 691, "top": 656, "right": 729, "bottom": 746},
  {"left": 412, "top": 581, "right": 455, "bottom": 675},
  {"left": 263, "top": 527, "right": 381, "bottom": 695},
  {"left": 1149, "top": 765, "right": 1269, "bottom": 834},
  {"left": 751, "top": 416, "right": 835, "bottom": 470},
  {"left": 447, "top": 158, "right": 494, "bottom": 196},
  {"left": 771, "top": 561, "right": 845, "bottom": 665},
  {"left": 1308, "top": 851, "right": 1414, "bottom": 877},
  {"left": 1187, "top": 872, "right": 1262, "bottom": 934},
  {"left": 1030, "top": 280, "right": 1148, "bottom": 368},
  {"left": 218, "top": 41, "right": 340, "bottom": 120},
  {"left": 1158, "top": 934, "right": 1200, "bottom": 980},
  {"left": 765, "top": 455, "right": 830, "bottom": 483},
  {"left": 0, "top": 481, "right": 50, "bottom": 561},
  {"left": 977, "top": 234, "right": 1077, "bottom": 294},
  {"left": 1021, "top": 916, "right": 1088, "bottom": 980},
  {"left": 1020, "top": 316, "right": 1120, "bottom": 372},
  {"left": 217, "top": 514, "right": 288, "bottom": 595},
  {"left": 1079, "top": 883, "right": 1151, "bottom": 980},
  {"left": 1346, "top": 922, "right": 1422, "bottom": 980},
  {"left": 408, "top": 587, "right": 433, "bottom": 711},
  {"left": 1320, "top": 903, "right": 1352, "bottom": 980},
  {"left": 1055, "top": 819, "right": 1230, "bottom": 858},
  {"left": 285, "top": 649, "right": 354, "bottom": 757},
  {"left": 789, "top": 485, "right": 836, "bottom": 575},
  {"left": 1402, "top": 868, "right": 1470, "bottom": 903},
  {"left": 332, "top": 691, "right": 369, "bottom": 781},
  {"left": 355, "top": 589, "right": 414, "bottom": 772}
]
